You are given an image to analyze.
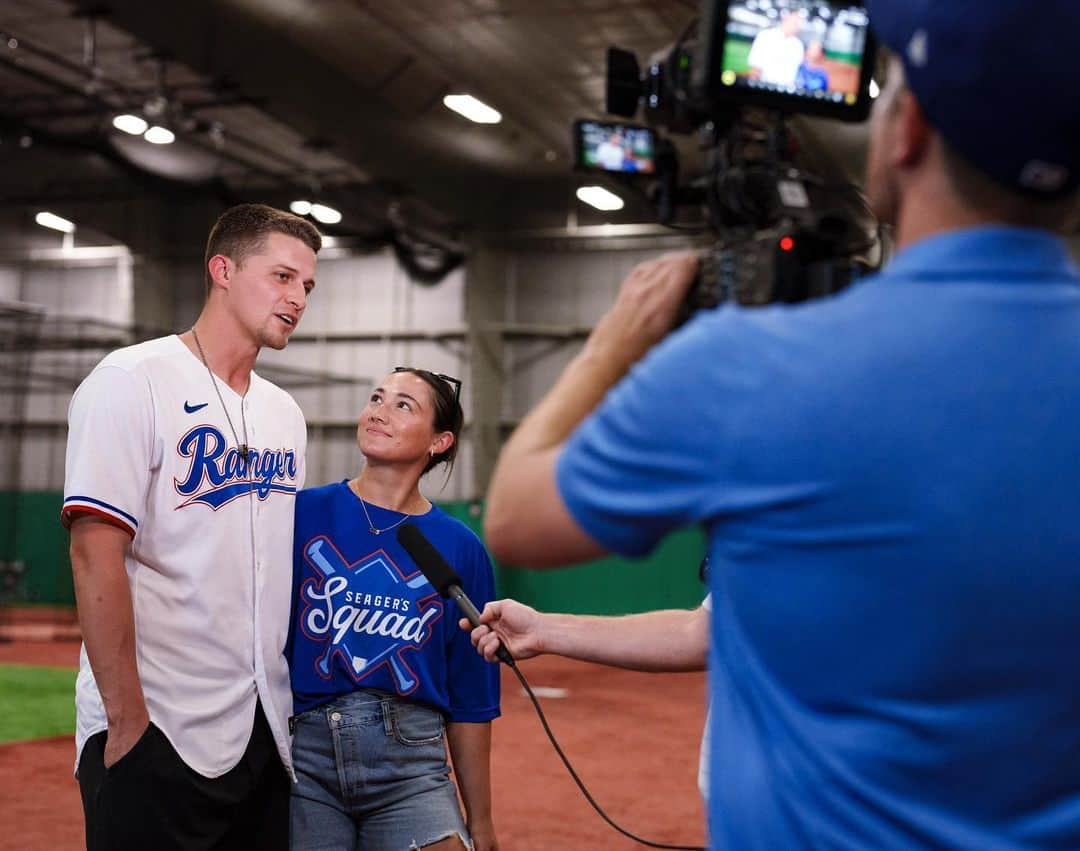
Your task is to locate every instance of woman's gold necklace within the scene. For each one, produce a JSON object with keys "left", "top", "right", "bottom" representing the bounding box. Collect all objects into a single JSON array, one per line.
[{"left": 353, "top": 480, "right": 413, "bottom": 535}]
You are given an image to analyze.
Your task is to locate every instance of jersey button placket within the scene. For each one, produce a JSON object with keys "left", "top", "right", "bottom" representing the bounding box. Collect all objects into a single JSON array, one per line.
[{"left": 248, "top": 405, "right": 260, "bottom": 516}]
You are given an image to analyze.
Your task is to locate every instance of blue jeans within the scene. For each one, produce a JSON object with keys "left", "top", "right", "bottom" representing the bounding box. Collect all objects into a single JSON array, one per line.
[{"left": 290, "top": 690, "right": 470, "bottom": 851}]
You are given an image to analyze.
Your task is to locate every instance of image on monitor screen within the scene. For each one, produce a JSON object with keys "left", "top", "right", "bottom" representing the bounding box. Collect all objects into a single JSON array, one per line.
[
  {"left": 578, "top": 121, "right": 657, "bottom": 174},
  {"left": 719, "top": 2, "right": 870, "bottom": 106}
]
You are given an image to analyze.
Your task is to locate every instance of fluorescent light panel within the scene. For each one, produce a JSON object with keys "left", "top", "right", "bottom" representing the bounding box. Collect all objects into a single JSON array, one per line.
[
  {"left": 144, "top": 125, "right": 175, "bottom": 144},
  {"left": 35, "top": 211, "right": 75, "bottom": 233},
  {"left": 112, "top": 114, "right": 148, "bottom": 135},
  {"left": 309, "top": 203, "right": 342, "bottom": 225},
  {"left": 443, "top": 94, "right": 502, "bottom": 124},
  {"left": 576, "top": 185, "right": 624, "bottom": 211},
  {"left": 290, "top": 200, "right": 312, "bottom": 216}
]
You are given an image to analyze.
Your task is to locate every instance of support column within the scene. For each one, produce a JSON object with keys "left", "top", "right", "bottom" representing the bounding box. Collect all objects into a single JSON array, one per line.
[{"left": 464, "top": 244, "right": 511, "bottom": 497}]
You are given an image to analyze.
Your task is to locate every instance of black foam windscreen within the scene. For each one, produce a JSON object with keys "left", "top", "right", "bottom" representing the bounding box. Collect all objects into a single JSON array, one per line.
[{"left": 396, "top": 523, "right": 462, "bottom": 597}]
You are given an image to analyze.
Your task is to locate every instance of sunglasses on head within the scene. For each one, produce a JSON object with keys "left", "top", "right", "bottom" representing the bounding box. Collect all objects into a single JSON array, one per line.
[{"left": 393, "top": 367, "right": 462, "bottom": 404}]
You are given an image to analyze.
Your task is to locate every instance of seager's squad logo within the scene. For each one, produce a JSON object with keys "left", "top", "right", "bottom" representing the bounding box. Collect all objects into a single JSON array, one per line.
[
  {"left": 299, "top": 536, "right": 443, "bottom": 695},
  {"left": 174, "top": 425, "right": 298, "bottom": 509}
]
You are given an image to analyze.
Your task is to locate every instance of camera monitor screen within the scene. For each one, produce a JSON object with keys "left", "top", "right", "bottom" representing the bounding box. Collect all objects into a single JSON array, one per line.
[
  {"left": 574, "top": 120, "right": 658, "bottom": 174},
  {"left": 700, "top": 1, "right": 876, "bottom": 121}
]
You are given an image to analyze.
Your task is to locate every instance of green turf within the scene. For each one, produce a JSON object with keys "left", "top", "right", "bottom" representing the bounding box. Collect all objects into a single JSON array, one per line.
[
  {"left": 0, "top": 664, "right": 77, "bottom": 744},
  {"left": 722, "top": 37, "right": 753, "bottom": 74}
]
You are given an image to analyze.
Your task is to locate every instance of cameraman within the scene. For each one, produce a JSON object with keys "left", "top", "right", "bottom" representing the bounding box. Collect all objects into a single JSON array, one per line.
[{"left": 483, "top": 1, "right": 1080, "bottom": 847}]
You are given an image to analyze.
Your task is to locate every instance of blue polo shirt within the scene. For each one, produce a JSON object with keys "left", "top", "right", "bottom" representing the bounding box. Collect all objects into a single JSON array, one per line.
[{"left": 557, "top": 227, "right": 1080, "bottom": 848}]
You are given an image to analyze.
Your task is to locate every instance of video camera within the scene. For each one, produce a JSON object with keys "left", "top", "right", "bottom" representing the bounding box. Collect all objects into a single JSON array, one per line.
[{"left": 574, "top": 0, "right": 880, "bottom": 312}]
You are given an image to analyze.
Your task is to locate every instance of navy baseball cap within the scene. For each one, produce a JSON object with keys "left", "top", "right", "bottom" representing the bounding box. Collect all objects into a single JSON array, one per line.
[{"left": 868, "top": 0, "right": 1080, "bottom": 198}]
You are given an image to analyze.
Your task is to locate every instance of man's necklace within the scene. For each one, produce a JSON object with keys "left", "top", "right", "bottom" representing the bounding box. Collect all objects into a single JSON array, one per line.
[
  {"left": 191, "top": 328, "right": 252, "bottom": 464},
  {"left": 353, "top": 482, "right": 412, "bottom": 536}
]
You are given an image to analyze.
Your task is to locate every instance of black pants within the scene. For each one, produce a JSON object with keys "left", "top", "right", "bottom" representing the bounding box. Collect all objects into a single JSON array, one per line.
[{"left": 77, "top": 702, "right": 288, "bottom": 851}]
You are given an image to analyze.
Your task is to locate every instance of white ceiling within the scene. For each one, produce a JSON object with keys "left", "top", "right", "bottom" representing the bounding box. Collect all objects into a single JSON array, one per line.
[{"left": 1, "top": 0, "right": 872, "bottom": 241}]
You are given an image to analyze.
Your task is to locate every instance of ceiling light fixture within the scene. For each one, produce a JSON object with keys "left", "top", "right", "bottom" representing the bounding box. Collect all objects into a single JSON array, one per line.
[
  {"left": 442, "top": 94, "right": 502, "bottom": 124},
  {"left": 309, "top": 203, "right": 342, "bottom": 225},
  {"left": 35, "top": 211, "right": 76, "bottom": 233},
  {"left": 112, "top": 114, "right": 148, "bottom": 135},
  {"left": 143, "top": 125, "right": 175, "bottom": 145},
  {"left": 576, "top": 185, "right": 625, "bottom": 211},
  {"left": 289, "top": 200, "right": 312, "bottom": 216}
]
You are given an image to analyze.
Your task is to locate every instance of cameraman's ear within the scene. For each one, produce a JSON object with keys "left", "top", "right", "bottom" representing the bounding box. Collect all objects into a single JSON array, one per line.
[{"left": 892, "top": 90, "right": 932, "bottom": 171}]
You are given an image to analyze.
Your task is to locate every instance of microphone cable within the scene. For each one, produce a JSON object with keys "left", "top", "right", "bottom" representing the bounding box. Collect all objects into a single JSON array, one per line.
[
  {"left": 394, "top": 522, "right": 705, "bottom": 849},
  {"left": 507, "top": 659, "right": 706, "bottom": 851}
]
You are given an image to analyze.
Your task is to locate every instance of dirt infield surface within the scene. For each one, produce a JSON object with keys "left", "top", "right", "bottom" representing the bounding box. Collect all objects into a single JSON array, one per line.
[
  {"left": 0, "top": 640, "right": 706, "bottom": 850},
  {"left": 0, "top": 638, "right": 81, "bottom": 668}
]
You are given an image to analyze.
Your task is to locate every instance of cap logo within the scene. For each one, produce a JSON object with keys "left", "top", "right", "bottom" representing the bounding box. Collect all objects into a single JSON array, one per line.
[
  {"left": 907, "top": 29, "right": 929, "bottom": 67},
  {"left": 1019, "top": 160, "right": 1068, "bottom": 193}
]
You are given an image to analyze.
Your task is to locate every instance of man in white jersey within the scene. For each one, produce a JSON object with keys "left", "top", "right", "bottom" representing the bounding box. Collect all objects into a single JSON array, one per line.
[
  {"left": 747, "top": 11, "right": 805, "bottom": 88},
  {"left": 62, "top": 203, "right": 320, "bottom": 850}
]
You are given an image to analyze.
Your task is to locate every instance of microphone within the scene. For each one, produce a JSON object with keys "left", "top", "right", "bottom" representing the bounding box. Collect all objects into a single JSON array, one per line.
[
  {"left": 396, "top": 523, "right": 515, "bottom": 666},
  {"left": 398, "top": 532, "right": 697, "bottom": 849}
]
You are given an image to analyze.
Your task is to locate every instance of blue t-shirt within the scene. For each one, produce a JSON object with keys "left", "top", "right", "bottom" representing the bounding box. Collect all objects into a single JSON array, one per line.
[
  {"left": 795, "top": 63, "right": 829, "bottom": 92},
  {"left": 287, "top": 481, "right": 500, "bottom": 722},
  {"left": 557, "top": 227, "right": 1080, "bottom": 848}
]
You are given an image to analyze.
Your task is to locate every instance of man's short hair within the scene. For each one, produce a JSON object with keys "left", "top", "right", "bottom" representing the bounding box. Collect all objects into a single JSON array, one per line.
[
  {"left": 941, "top": 144, "right": 1078, "bottom": 233},
  {"left": 204, "top": 204, "right": 322, "bottom": 295}
]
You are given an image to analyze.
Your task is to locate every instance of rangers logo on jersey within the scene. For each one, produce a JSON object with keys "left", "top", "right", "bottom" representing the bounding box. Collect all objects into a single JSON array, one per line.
[
  {"left": 298, "top": 535, "right": 443, "bottom": 696},
  {"left": 174, "top": 425, "right": 298, "bottom": 509}
]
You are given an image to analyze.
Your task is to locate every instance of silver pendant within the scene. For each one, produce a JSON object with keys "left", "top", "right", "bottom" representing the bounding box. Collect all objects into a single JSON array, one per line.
[{"left": 370, "top": 527, "right": 380, "bottom": 535}]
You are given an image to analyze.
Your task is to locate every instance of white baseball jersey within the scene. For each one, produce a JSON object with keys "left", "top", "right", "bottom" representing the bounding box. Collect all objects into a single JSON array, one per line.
[
  {"left": 748, "top": 27, "right": 805, "bottom": 88},
  {"left": 62, "top": 334, "right": 306, "bottom": 778}
]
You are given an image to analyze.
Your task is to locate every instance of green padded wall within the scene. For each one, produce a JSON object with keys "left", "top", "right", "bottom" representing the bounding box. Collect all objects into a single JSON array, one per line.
[
  {"left": 2, "top": 492, "right": 74, "bottom": 605},
  {"left": 5, "top": 494, "right": 707, "bottom": 615},
  {"left": 439, "top": 501, "right": 708, "bottom": 615}
]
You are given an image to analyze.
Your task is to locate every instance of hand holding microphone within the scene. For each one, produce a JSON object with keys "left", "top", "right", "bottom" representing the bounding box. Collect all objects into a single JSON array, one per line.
[
  {"left": 396, "top": 523, "right": 515, "bottom": 666},
  {"left": 462, "top": 600, "right": 546, "bottom": 664},
  {"left": 397, "top": 524, "right": 703, "bottom": 850}
]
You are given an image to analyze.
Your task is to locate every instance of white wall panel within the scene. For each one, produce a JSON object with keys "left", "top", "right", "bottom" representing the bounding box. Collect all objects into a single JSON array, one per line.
[
  {"left": 304, "top": 429, "right": 360, "bottom": 489},
  {"left": 0, "top": 266, "right": 19, "bottom": 301},
  {"left": 20, "top": 258, "right": 132, "bottom": 323},
  {"left": 298, "top": 251, "right": 465, "bottom": 335},
  {"left": 22, "top": 378, "right": 71, "bottom": 423},
  {"left": 10, "top": 258, "right": 133, "bottom": 491},
  {"left": 504, "top": 244, "right": 688, "bottom": 422},
  {"left": 16, "top": 431, "right": 62, "bottom": 491}
]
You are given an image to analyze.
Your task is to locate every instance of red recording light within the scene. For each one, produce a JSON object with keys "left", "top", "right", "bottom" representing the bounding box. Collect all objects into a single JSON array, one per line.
[{"left": 779, "top": 236, "right": 795, "bottom": 252}]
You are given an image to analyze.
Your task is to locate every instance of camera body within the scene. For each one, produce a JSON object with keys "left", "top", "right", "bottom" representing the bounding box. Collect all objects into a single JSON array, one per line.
[{"left": 574, "top": 0, "right": 879, "bottom": 312}]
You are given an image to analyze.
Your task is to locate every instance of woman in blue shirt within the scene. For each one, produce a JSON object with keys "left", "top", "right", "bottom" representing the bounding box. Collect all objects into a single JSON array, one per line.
[
  {"left": 287, "top": 367, "right": 500, "bottom": 851},
  {"left": 795, "top": 40, "right": 830, "bottom": 93}
]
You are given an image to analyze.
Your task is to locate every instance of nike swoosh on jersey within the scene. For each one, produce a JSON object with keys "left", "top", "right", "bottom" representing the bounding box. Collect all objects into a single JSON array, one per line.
[{"left": 184, "top": 401, "right": 209, "bottom": 413}]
